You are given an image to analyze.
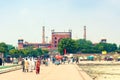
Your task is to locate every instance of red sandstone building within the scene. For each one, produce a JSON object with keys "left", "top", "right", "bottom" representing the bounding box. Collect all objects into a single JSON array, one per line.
[
  {"left": 18, "top": 27, "right": 72, "bottom": 49},
  {"left": 18, "top": 39, "right": 51, "bottom": 49},
  {"left": 51, "top": 30, "right": 72, "bottom": 48}
]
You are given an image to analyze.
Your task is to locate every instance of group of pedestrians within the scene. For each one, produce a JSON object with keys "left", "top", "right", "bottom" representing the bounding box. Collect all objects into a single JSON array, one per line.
[
  {"left": 64, "top": 57, "right": 80, "bottom": 64},
  {"left": 21, "top": 57, "right": 41, "bottom": 74},
  {"left": 51, "top": 56, "right": 80, "bottom": 65}
]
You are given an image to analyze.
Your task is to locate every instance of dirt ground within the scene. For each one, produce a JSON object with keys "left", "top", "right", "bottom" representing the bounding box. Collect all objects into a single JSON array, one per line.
[{"left": 78, "top": 61, "right": 120, "bottom": 80}]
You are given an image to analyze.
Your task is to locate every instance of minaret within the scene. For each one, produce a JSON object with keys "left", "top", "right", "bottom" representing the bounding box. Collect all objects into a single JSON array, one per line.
[
  {"left": 69, "top": 29, "right": 72, "bottom": 38},
  {"left": 84, "top": 26, "right": 86, "bottom": 40},
  {"left": 42, "top": 26, "right": 45, "bottom": 44}
]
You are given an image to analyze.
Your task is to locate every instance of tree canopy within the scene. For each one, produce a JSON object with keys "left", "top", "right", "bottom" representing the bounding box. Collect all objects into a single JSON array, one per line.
[
  {"left": 58, "top": 38, "right": 78, "bottom": 55},
  {"left": 0, "top": 42, "right": 8, "bottom": 53},
  {"left": 58, "top": 38, "right": 118, "bottom": 54}
]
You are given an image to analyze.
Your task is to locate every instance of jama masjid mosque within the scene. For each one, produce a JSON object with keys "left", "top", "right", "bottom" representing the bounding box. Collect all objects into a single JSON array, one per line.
[
  {"left": 18, "top": 26, "right": 72, "bottom": 50},
  {"left": 18, "top": 26, "right": 106, "bottom": 50}
]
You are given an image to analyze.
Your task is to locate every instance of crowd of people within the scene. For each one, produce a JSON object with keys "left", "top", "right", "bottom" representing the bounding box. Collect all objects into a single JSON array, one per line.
[
  {"left": 51, "top": 56, "right": 80, "bottom": 65},
  {"left": 0, "top": 54, "right": 82, "bottom": 75},
  {"left": 21, "top": 57, "right": 41, "bottom": 74},
  {"left": 20, "top": 55, "right": 80, "bottom": 74}
]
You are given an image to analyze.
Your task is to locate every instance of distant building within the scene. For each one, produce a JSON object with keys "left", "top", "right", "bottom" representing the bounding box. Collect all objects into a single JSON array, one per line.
[
  {"left": 51, "top": 30, "right": 72, "bottom": 48},
  {"left": 18, "top": 39, "right": 51, "bottom": 50},
  {"left": 100, "top": 39, "right": 107, "bottom": 43},
  {"left": 18, "top": 26, "right": 52, "bottom": 50},
  {"left": 18, "top": 27, "right": 72, "bottom": 49}
]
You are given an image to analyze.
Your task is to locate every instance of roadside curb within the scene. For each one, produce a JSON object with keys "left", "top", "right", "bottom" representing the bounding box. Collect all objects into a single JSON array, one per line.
[
  {"left": 0, "top": 66, "right": 21, "bottom": 74},
  {"left": 74, "top": 64, "right": 93, "bottom": 80}
]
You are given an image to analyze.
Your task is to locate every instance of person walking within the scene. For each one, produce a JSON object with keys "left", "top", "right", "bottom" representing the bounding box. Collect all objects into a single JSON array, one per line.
[
  {"left": 36, "top": 58, "right": 41, "bottom": 74},
  {"left": 0, "top": 58, "right": 2, "bottom": 66},
  {"left": 29, "top": 58, "right": 33, "bottom": 72},
  {"left": 2, "top": 58, "right": 5, "bottom": 66},
  {"left": 24, "top": 58, "right": 29, "bottom": 72},
  {"left": 76, "top": 57, "right": 79, "bottom": 64},
  {"left": 21, "top": 58, "right": 25, "bottom": 72}
]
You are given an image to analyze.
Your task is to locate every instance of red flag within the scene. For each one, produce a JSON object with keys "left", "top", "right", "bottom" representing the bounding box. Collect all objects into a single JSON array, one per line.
[{"left": 64, "top": 49, "right": 66, "bottom": 55}]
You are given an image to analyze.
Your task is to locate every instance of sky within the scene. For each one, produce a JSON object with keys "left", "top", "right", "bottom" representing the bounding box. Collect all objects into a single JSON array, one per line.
[{"left": 0, "top": 0, "right": 120, "bottom": 46}]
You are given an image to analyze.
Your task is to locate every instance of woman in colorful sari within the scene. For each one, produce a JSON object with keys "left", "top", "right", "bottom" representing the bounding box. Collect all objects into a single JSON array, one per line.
[{"left": 36, "top": 58, "right": 41, "bottom": 74}]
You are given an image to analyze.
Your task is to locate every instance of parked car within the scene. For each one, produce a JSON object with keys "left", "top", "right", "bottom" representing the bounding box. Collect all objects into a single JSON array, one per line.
[
  {"left": 104, "top": 56, "right": 113, "bottom": 61},
  {"left": 5, "top": 55, "right": 12, "bottom": 63}
]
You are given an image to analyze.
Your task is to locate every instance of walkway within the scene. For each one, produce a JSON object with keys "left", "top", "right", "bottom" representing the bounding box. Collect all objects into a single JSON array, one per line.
[{"left": 0, "top": 63, "right": 92, "bottom": 80}]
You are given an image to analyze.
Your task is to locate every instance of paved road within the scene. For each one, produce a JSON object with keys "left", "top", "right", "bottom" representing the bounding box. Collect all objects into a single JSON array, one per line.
[{"left": 0, "top": 63, "right": 92, "bottom": 80}]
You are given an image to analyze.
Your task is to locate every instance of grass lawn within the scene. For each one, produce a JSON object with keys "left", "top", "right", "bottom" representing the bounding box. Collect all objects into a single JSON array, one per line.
[{"left": 0, "top": 64, "right": 20, "bottom": 69}]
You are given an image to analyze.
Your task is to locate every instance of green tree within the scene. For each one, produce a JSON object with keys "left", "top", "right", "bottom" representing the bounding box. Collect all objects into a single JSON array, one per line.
[
  {"left": 36, "top": 48, "right": 43, "bottom": 56},
  {"left": 76, "top": 39, "right": 93, "bottom": 53},
  {"left": 0, "top": 42, "right": 8, "bottom": 53},
  {"left": 20, "top": 48, "right": 29, "bottom": 57},
  {"left": 9, "top": 49, "right": 19, "bottom": 58},
  {"left": 118, "top": 45, "right": 120, "bottom": 50},
  {"left": 58, "top": 38, "right": 77, "bottom": 55},
  {"left": 0, "top": 42, "right": 8, "bottom": 57},
  {"left": 18, "top": 49, "right": 25, "bottom": 57},
  {"left": 18, "top": 48, "right": 43, "bottom": 57},
  {"left": 116, "top": 45, "right": 120, "bottom": 53},
  {"left": 95, "top": 43, "right": 117, "bottom": 53},
  {"left": 42, "top": 49, "right": 49, "bottom": 54},
  {"left": 7, "top": 44, "right": 15, "bottom": 50}
]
